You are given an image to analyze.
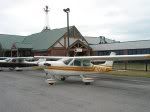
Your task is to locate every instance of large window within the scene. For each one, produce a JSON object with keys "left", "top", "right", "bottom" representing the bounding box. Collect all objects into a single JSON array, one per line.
[
  {"left": 114, "top": 50, "right": 124, "bottom": 55},
  {"left": 98, "top": 50, "right": 123, "bottom": 55},
  {"left": 98, "top": 51, "right": 110, "bottom": 56},
  {"left": 97, "top": 48, "right": 150, "bottom": 56},
  {"left": 128, "top": 49, "right": 150, "bottom": 55}
]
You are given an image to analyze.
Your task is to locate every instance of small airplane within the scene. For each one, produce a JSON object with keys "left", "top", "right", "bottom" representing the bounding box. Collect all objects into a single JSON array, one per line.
[
  {"left": 0, "top": 56, "right": 62, "bottom": 71},
  {"left": 0, "top": 57, "right": 8, "bottom": 62},
  {"left": 0, "top": 57, "right": 38, "bottom": 71},
  {"left": 0, "top": 53, "right": 150, "bottom": 85},
  {"left": 35, "top": 52, "right": 150, "bottom": 85}
]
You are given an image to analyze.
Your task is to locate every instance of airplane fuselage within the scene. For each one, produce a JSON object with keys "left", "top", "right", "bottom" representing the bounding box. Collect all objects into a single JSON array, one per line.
[{"left": 44, "top": 65, "right": 112, "bottom": 76}]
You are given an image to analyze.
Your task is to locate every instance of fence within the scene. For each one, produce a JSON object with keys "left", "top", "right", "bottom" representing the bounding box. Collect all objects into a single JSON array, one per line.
[{"left": 113, "top": 60, "right": 150, "bottom": 71}]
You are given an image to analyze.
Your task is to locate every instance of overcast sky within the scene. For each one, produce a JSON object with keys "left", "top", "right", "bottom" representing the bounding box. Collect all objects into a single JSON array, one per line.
[{"left": 0, "top": 0, "right": 150, "bottom": 41}]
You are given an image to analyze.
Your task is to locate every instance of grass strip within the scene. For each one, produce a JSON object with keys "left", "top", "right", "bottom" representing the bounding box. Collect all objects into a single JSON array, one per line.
[{"left": 106, "top": 70, "right": 150, "bottom": 78}]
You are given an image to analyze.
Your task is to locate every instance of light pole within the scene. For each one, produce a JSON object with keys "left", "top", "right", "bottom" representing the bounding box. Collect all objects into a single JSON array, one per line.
[
  {"left": 63, "top": 8, "right": 70, "bottom": 56},
  {"left": 44, "top": 5, "right": 50, "bottom": 30}
]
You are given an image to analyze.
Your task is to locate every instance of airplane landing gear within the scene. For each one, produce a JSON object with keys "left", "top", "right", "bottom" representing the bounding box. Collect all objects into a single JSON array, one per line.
[
  {"left": 0, "top": 67, "right": 3, "bottom": 71},
  {"left": 85, "top": 82, "right": 91, "bottom": 85},
  {"left": 80, "top": 75, "right": 94, "bottom": 85},
  {"left": 46, "top": 79, "right": 56, "bottom": 86},
  {"left": 44, "top": 69, "right": 57, "bottom": 85},
  {"left": 60, "top": 77, "right": 66, "bottom": 81},
  {"left": 9, "top": 67, "right": 15, "bottom": 71},
  {"left": 49, "top": 83, "right": 54, "bottom": 85}
]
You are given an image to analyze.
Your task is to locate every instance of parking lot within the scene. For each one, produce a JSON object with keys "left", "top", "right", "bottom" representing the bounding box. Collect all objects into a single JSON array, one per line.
[{"left": 0, "top": 69, "right": 150, "bottom": 112}]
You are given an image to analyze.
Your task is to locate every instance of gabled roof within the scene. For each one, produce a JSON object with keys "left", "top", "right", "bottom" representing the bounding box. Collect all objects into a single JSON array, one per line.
[
  {"left": 0, "top": 26, "right": 89, "bottom": 51},
  {"left": 22, "top": 26, "right": 73, "bottom": 51},
  {"left": 0, "top": 34, "right": 25, "bottom": 50},
  {"left": 69, "top": 40, "right": 91, "bottom": 49}
]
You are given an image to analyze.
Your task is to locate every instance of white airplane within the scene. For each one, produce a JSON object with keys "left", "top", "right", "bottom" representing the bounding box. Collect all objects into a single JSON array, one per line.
[
  {"left": 35, "top": 52, "right": 150, "bottom": 85},
  {"left": 0, "top": 57, "right": 38, "bottom": 71},
  {"left": 0, "top": 56, "right": 62, "bottom": 71},
  {"left": 0, "top": 57, "right": 8, "bottom": 62}
]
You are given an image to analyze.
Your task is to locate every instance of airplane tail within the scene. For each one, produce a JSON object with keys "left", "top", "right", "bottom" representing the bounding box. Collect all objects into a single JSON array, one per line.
[{"left": 100, "top": 52, "right": 116, "bottom": 67}]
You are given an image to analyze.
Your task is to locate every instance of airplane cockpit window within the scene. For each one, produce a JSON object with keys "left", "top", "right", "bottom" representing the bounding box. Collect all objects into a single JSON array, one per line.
[
  {"left": 83, "top": 60, "right": 91, "bottom": 66},
  {"left": 63, "top": 59, "right": 73, "bottom": 65},
  {"left": 73, "top": 59, "right": 91, "bottom": 67},
  {"left": 18, "top": 59, "right": 23, "bottom": 63},
  {"left": 12, "top": 59, "right": 16, "bottom": 62},
  {"left": 5, "top": 58, "right": 11, "bottom": 62},
  {"left": 74, "top": 59, "right": 81, "bottom": 66},
  {"left": 11, "top": 59, "right": 17, "bottom": 63}
]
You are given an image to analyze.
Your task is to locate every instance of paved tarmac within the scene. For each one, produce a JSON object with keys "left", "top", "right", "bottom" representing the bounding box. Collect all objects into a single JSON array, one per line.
[{"left": 0, "top": 69, "right": 150, "bottom": 112}]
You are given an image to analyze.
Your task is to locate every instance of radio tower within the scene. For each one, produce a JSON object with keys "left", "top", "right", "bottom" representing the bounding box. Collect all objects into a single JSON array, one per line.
[{"left": 44, "top": 5, "right": 50, "bottom": 30}]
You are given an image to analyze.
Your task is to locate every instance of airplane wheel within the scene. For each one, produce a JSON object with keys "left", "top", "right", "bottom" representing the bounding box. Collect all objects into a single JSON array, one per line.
[
  {"left": 0, "top": 68, "right": 3, "bottom": 71},
  {"left": 60, "top": 77, "right": 66, "bottom": 81},
  {"left": 45, "top": 73, "right": 48, "bottom": 77},
  {"left": 9, "top": 67, "right": 15, "bottom": 71},
  {"left": 85, "top": 82, "right": 91, "bottom": 85},
  {"left": 49, "top": 83, "right": 54, "bottom": 85}
]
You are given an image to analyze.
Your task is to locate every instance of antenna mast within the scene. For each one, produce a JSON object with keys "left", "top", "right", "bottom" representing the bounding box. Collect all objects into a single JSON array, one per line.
[{"left": 44, "top": 5, "right": 50, "bottom": 30}]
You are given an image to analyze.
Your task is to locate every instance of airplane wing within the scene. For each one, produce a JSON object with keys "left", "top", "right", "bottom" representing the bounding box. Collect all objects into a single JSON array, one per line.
[
  {"left": 70, "top": 54, "right": 150, "bottom": 61},
  {"left": 34, "top": 54, "right": 150, "bottom": 61},
  {"left": 34, "top": 56, "right": 66, "bottom": 59}
]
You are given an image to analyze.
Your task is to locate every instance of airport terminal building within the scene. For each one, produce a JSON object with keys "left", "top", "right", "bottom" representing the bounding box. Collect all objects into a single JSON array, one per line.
[
  {"left": 0, "top": 26, "right": 92, "bottom": 57},
  {"left": 90, "top": 39, "right": 150, "bottom": 56},
  {"left": 0, "top": 26, "right": 150, "bottom": 57}
]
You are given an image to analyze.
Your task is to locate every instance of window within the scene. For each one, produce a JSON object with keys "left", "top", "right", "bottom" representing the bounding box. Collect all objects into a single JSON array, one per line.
[
  {"left": 83, "top": 60, "right": 91, "bottom": 66},
  {"left": 63, "top": 59, "right": 73, "bottom": 65},
  {"left": 74, "top": 59, "right": 81, "bottom": 66}
]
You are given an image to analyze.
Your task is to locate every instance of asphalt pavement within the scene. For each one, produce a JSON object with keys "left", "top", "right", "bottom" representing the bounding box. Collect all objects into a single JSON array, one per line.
[{"left": 0, "top": 69, "right": 150, "bottom": 112}]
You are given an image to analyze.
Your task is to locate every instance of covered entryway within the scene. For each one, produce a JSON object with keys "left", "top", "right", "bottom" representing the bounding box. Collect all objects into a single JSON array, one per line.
[
  {"left": 68, "top": 40, "right": 92, "bottom": 56},
  {"left": 11, "top": 43, "right": 32, "bottom": 57}
]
